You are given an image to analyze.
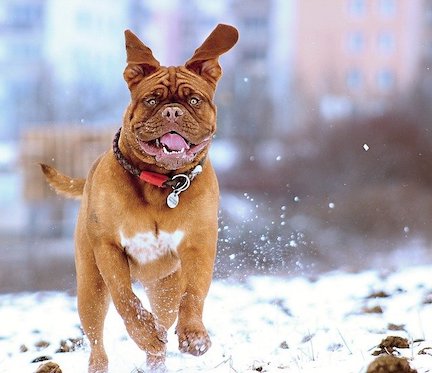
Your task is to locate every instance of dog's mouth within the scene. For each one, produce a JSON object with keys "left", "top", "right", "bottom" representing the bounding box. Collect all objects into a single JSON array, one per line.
[{"left": 138, "top": 132, "right": 210, "bottom": 169}]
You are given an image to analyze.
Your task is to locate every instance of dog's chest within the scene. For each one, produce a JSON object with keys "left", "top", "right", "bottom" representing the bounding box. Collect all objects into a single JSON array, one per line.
[{"left": 119, "top": 230, "right": 184, "bottom": 264}]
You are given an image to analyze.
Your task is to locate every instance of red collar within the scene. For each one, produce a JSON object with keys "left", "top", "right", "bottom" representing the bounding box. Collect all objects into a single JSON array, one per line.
[{"left": 138, "top": 170, "right": 171, "bottom": 188}]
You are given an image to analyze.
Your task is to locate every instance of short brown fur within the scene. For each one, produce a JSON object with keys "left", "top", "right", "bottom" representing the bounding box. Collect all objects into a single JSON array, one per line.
[{"left": 41, "top": 24, "right": 238, "bottom": 373}]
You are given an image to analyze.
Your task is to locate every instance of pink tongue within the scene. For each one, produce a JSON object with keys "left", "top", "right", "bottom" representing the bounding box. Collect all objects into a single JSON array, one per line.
[{"left": 160, "top": 133, "right": 190, "bottom": 151}]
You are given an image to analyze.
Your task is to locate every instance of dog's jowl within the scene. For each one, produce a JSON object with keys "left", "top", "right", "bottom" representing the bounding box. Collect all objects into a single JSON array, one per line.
[{"left": 41, "top": 24, "right": 238, "bottom": 373}]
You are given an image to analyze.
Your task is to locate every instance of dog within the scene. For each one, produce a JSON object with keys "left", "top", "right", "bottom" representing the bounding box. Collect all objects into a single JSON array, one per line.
[{"left": 41, "top": 24, "right": 238, "bottom": 372}]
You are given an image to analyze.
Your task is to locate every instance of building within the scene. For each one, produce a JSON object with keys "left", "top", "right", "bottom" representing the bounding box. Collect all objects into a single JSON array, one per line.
[
  {"left": 42, "top": 0, "right": 133, "bottom": 124},
  {"left": 293, "top": 0, "right": 423, "bottom": 121},
  {"left": 230, "top": 0, "right": 296, "bottom": 142},
  {"left": 416, "top": 0, "right": 432, "bottom": 115},
  {"left": 0, "top": 0, "right": 46, "bottom": 140},
  {"left": 139, "top": 0, "right": 231, "bottom": 66},
  {"left": 0, "top": 0, "right": 134, "bottom": 141}
]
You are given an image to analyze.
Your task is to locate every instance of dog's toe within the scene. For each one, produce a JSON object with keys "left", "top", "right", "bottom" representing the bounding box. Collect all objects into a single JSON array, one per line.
[
  {"left": 178, "top": 329, "right": 211, "bottom": 356},
  {"left": 146, "top": 354, "right": 167, "bottom": 373}
]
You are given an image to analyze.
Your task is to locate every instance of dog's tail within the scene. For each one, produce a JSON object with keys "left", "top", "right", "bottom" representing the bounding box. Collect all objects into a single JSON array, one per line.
[{"left": 40, "top": 163, "right": 85, "bottom": 199}]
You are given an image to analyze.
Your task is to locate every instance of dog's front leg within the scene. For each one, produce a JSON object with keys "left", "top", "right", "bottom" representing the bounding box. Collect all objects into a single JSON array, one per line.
[
  {"left": 94, "top": 244, "right": 168, "bottom": 362},
  {"left": 176, "top": 242, "right": 217, "bottom": 356}
]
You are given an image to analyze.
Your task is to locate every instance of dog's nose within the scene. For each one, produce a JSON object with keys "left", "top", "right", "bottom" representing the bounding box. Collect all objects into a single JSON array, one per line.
[{"left": 162, "top": 107, "right": 183, "bottom": 121}]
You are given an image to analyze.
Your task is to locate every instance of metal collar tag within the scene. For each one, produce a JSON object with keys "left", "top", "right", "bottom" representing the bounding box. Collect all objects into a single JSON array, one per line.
[{"left": 166, "top": 165, "right": 202, "bottom": 208}]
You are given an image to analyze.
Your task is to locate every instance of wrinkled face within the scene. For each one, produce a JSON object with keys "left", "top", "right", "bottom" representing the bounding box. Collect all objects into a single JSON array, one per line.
[
  {"left": 124, "top": 66, "right": 217, "bottom": 170},
  {"left": 121, "top": 24, "right": 238, "bottom": 171}
]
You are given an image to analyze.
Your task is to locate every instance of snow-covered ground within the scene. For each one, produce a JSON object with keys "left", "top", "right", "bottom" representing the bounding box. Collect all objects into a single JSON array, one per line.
[{"left": 1, "top": 266, "right": 431, "bottom": 373}]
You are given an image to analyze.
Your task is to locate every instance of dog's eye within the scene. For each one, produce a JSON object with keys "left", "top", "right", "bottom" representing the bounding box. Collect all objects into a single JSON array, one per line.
[
  {"left": 189, "top": 97, "right": 200, "bottom": 106},
  {"left": 145, "top": 98, "right": 158, "bottom": 107}
]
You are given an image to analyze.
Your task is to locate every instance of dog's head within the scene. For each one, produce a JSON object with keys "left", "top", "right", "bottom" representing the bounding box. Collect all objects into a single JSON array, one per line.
[{"left": 121, "top": 24, "right": 238, "bottom": 171}]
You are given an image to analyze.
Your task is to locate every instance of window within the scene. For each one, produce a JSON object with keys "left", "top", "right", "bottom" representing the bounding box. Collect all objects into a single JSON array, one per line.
[
  {"left": 346, "top": 68, "right": 363, "bottom": 90},
  {"left": 76, "top": 11, "right": 92, "bottom": 29},
  {"left": 9, "top": 42, "right": 40, "bottom": 60},
  {"left": 376, "top": 69, "right": 395, "bottom": 90},
  {"left": 426, "top": 40, "right": 432, "bottom": 59},
  {"left": 347, "top": 31, "right": 365, "bottom": 53},
  {"left": 377, "top": 32, "right": 395, "bottom": 54},
  {"left": 0, "top": 44, "right": 6, "bottom": 62},
  {"left": 243, "top": 49, "right": 266, "bottom": 61},
  {"left": 244, "top": 17, "right": 268, "bottom": 29},
  {"left": 425, "top": 3, "right": 432, "bottom": 24},
  {"left": 378, "top": 0, "right": 396, "bottom": 18},
  {"left": 348, "top": 0, "right": 366, "bottom": 17},
  {"left": 0, "top": 5, "right": 6, "bottom": 24},
  {"left": 9, "top": 3, "right": 42, "bottom": 28}
]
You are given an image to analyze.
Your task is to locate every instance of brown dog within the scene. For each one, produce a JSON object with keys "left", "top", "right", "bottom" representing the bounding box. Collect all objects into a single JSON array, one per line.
[{"left": 41, "top": 24, "right": 238, "bottom": 372}]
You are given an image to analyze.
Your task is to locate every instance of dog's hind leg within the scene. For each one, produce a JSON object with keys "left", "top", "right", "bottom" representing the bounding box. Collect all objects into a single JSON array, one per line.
[
  {"left": 146, "top": 270, "right": 182, "bottom": 329},
  {"left": 76, "top": 244, "right": 110, "bottom": 373}
]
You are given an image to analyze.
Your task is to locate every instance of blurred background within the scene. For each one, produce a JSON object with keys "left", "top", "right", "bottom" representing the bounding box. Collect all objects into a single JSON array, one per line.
[{"left": 1, "top": 0, "right": 432, "bottom": 292}]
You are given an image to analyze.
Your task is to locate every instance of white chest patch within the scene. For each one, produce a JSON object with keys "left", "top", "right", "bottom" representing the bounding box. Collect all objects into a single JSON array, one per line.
[{"left": 119, "top": 230, "right": 184, "bottom": 265}]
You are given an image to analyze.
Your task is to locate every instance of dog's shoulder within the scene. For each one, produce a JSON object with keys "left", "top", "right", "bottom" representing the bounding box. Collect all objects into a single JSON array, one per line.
[{"left": 84, "top": 151, "right": 124, "bottom": 194}]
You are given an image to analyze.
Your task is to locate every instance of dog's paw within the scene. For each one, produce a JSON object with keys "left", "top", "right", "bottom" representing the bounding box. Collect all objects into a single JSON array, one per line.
[
  {"left": 146, "top": 354, "right": 168, "bottom": 373},
  {"left": 128, "top": 311, "right": 167, "bottom": 356},
  {"left": 176, "top": 322, "right": 212, "bottom": 356},
  {"left": 144, "top": 317, "right": 168, "bottom": 356}
]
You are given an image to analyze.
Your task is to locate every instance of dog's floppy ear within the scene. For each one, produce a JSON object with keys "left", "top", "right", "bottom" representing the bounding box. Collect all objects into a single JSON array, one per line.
[
  {"left": 123, "top": 30, "right": 160, "bottom": 86},
  {"left": 185, "top": 24, "right": 238, "bottom": 86}
]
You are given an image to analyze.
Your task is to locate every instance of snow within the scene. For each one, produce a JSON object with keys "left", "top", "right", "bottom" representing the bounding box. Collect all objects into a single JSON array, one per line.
[{"left": 1, "top": 266, "right": 431, "bottom": 373}]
